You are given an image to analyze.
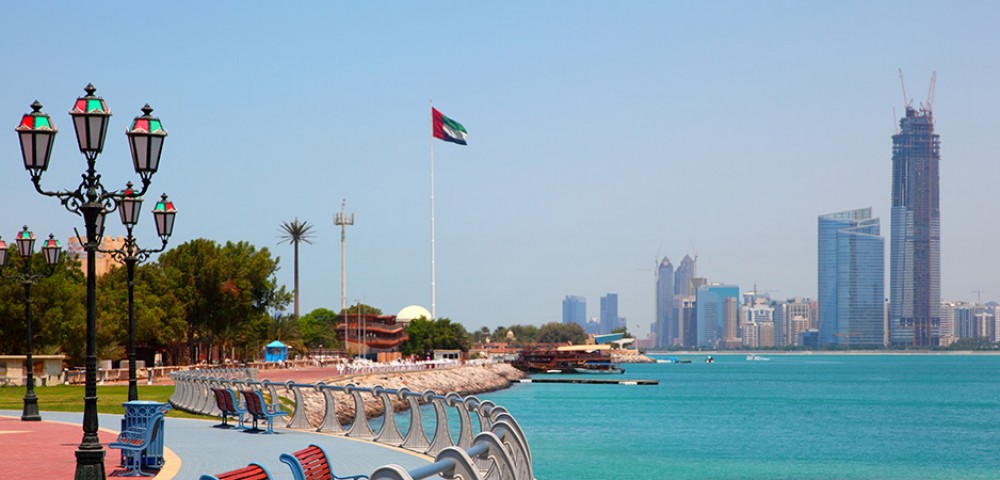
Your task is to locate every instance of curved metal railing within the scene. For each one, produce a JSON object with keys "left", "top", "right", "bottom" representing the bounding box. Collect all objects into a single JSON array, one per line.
[{"left": 168, "top": 368, "right": 533, "bottom": 480}]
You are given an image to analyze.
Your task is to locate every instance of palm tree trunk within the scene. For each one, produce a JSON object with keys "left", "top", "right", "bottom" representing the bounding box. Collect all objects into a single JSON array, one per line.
[{"left": 294, "top": 241, "right": 300, "bottom": 319}]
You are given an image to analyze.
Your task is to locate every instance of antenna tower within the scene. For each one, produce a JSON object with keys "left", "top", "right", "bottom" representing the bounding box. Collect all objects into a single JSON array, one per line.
[{"left": 334, "top": 199, "right": 355, "bottom": 312}]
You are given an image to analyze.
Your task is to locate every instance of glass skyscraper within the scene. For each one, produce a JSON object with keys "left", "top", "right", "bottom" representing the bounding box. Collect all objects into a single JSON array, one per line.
[
  {"left": 695, "top": 284, "right": 739, "bottom": 348},
  {"left": 562, "top": 295, "right": 586, "bottom": 328},
  {"left": 890, "top": 106, "right": 941, "bottom": 347},
  {"left": 818, "top": 208, "right": 885, "bottom": 347},
  {"left": 655, "top": 257, "right": 674, "bottom": 347},
  {"left": 600, "top": 293, "right": 618, "bottom": 334}
]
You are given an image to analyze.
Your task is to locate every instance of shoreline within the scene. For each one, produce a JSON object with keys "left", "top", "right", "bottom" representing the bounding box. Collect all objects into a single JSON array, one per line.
[
  {"left": 297, "top": 362, "right": 527, "bottom": 423},
  {"left": 643, "top": 350, "right": 1000, "bottom": 355}
]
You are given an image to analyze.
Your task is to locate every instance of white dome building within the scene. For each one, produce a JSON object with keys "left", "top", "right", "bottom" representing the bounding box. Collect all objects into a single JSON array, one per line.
[{"left": 396, "top": 305, "right": 432, "bottom": 325}]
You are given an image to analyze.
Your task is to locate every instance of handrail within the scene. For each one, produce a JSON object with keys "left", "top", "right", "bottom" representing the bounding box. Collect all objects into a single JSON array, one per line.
[{"left": 169, "top": 367, "right": 533, "bottom": 480}]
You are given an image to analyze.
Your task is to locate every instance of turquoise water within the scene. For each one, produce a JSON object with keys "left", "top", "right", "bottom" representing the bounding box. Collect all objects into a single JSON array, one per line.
[{"left": 477, "top": 355, "right": 1000, "bottom": 479}]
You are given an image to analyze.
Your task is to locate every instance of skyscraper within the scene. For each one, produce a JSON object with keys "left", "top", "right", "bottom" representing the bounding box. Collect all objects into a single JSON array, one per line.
[
  {"left": 818, "top": 208, "right": 885, "bottom": 347},
  {"left": 696, "top": 284, "right": 739, "bottom": 348},
  {"left": 562, "top": 295, "right": 586, "bottom": 329},
  {"left": 890, "top": 105, "right": 941, "bottom": 347},
  {"left": 600, "top": 293, "right": 618, "bottom": 334},
  {"left": 674, "top": 255, "right": 696, "bottom": 297},
  {"left": 655, "top": 257, "right": 674, "bottom": 347}
]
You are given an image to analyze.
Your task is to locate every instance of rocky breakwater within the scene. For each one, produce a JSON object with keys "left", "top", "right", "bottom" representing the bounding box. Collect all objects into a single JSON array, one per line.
[
  {"left": 297, "top": 362, "right": 526, "bottom": 426},
  {"left": 613, "top": 350, "right": 655, "bottom": 363}
]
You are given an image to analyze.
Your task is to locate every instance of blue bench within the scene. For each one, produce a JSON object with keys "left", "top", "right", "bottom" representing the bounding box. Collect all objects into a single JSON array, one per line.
[
  {"left": 110, "top": 406, "right": 170, "bottom": 476},
  {"left": 212, "top": 387, "right": 248, "bottom": 429},
  {"left": 241, "top": 389, "right": 288, "bottom": 434},
  {"left": 279, "top": 444, "right": 369, "bottom": 480}
]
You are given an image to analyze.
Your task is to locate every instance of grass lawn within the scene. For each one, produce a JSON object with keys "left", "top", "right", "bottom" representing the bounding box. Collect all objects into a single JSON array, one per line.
[{"left": 0, "top": 385, "right": 209, "bottom": 419}]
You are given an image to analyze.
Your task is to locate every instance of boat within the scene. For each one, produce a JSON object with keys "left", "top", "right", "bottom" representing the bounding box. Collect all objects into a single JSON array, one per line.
[
  {"left": 512, "top": 348, "right": 622, "bottom": 374},
  {"left": 656, "top": 356, "right": 692, "bottom": 364},
  {"left": 746, "top": 354, "right": 770, "bottom": 361},
  {"left": 705, "top": 355, "right": 715, "bottom": 363},
  {"left": 573, "top": 359, "right": 625, "bottom": 374}
]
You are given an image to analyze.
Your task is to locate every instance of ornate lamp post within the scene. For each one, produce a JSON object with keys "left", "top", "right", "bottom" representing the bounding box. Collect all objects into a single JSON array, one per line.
[
  {"left": 0, "top": 227, "right": 63, "bottom": 421},
  {"left": 101, "top": 186, "right": 176, "bottom": 401},
  {"left": 15, "top": 84, "right": 167, "bottom": 480}
]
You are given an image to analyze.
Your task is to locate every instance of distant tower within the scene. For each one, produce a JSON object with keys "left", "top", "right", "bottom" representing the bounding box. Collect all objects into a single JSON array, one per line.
[
  {"left": 562, "top": 295, "right": 587, "bottom": 328},
  {"left": 600, "top": 293, "right": 619, "bottom": 335},
  {"left": 890, "top": 81, "right": 941, "bottom": 347},
  {"left": 695, "top": 284, "right": 739, "bottom": 348},
  {"left": 674, "top": 254, "right": 697, "bottom": 297},
  {"left": 334, "top": 199, "right": 355, "bottom": 312},
  {"left": 655, "top": 258, "right": 674, "bottom": 347},
  {"left": 818, "top": 208, "right": 884, "bottom": 347}
]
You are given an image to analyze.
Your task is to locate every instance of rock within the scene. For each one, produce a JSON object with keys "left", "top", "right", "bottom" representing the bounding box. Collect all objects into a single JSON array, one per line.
[{"left": 295, "top": 363, "right": 526, "bottom": 426}]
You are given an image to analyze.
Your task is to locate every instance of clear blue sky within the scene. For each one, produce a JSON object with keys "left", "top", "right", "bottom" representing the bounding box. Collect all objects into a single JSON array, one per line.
[{"left": 2, "top": 2, "right": 998, "bottom": 337}]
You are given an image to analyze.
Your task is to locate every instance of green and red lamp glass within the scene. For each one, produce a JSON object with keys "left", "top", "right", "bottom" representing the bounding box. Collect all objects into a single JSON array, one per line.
[
  {"left": 127, "top": 104, "right": 167, "bottom": 179},
  {"left": 117, "top": 182, "right": 143, "bottom": 226},
  {"left": 152, "top": 193, "right": 177, "bottom": 240},
  {"left": 15, "top": 101, "right": 57, "bottom": 174},
  {"left": 69, "top": 84, "right": 111, "bottom": 154},
  {"left": 42, "top": 234, "right": 62, "bottom": 267},
  {"left": 15, "top": 226, "right": 35, "bottom": 258}
]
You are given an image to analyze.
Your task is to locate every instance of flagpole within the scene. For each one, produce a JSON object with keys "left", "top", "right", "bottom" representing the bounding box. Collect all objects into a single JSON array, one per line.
[{"left": 430, "top": 100, "right": 437, "bottom": 320}]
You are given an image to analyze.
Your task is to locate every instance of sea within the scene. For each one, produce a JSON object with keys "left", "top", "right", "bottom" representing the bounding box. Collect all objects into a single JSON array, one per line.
[{"left": 476, "top": 354, "right": 1000, "bottom": 480}]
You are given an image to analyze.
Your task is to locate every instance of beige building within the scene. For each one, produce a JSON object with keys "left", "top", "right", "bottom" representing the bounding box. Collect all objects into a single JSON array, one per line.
[{"left": 66, "top": 236, "right": 127, "bottom": 277}]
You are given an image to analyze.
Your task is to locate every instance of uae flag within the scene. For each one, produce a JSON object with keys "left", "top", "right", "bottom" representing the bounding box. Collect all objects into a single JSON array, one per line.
[{"left": 432, "top": 107, "right": 468, "bottom": 145}]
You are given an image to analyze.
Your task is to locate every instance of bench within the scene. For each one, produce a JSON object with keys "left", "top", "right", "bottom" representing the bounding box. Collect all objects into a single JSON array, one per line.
[
  {"left": 211, "top": 387, "right": 248, "bottom": 429},
  {"left": 279, "top": 444, "right": 370, "bottom": 480},
  {"left": 199, "top": 462, "right": 273, "bottom": 480},
  {"left": 242, "top": 389, "right": 288, "bottom": 434},
  {"left": 109, "top": 406, "right": 169, "bottom": 477}
]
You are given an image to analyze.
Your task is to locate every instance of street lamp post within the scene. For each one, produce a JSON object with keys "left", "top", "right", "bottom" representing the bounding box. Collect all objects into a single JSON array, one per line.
[
  {"left": 15, "top": 84, "right": 168, "bottom": 480},
  {"left": 100, "top": 186, "right": 176, "bottom": 401},
  {"left": 0, "top": 227, "right": 63, "bottom": 421}
]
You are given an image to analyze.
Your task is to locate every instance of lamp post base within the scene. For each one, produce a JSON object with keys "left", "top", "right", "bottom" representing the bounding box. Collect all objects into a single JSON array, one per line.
[
  {"left": 74, "top": 448, "right": 106, "bottom": 480},
  {"left": 21, "top": 390, "right": 40, "bottom": 421}
]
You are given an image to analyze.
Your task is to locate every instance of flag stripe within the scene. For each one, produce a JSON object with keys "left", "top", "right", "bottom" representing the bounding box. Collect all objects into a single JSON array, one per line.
[{"left": 432, "top": 107, "right": 468, "bottom": 145}]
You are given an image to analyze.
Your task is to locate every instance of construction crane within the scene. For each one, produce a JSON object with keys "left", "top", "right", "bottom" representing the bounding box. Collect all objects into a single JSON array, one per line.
[
  {"left": 898, "top": 68, "right": 911, "bottom": 109},
  {"left": 925, "top": 71, "right": 937, "bottom": 113}
]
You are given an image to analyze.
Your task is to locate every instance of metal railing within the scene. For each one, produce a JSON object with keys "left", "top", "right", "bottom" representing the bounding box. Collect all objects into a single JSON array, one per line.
[{"left": 169, "top": 368, "right": 533, "bottom": 480}]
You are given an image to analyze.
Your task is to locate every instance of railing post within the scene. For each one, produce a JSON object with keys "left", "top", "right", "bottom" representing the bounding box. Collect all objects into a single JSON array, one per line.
[
  {"left": 446, "top": 392, "right": 474, "bottom": 449},
  {"left": 373, "top": 385, "right": 404, "bottom": 445},
  {"left": 425, "top": 391, "right": 454, "bottom": 456},
  {"left": 284, "top": 381, "right": 313, "bottom": 429},
  {"left": 345, "top": 384, "right": 375, "bottom": 439},
  {"left": 399, "top": 388, "right": 430, "bottom": 452},
  {"left": 315, "top": 383, "right": 346, "bottom": 434}
]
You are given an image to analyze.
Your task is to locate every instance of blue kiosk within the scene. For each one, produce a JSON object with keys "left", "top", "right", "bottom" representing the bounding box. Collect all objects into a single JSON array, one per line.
[{"left": 264, "top": 340, "right": 288, "bottom": 364}]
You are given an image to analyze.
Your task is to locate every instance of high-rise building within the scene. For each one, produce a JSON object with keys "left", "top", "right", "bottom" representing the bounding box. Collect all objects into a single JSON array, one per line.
[
  {"left": 562, "top": 295, "right": 586, "bottom": 328},
  {"left": 676, "top": 297, "right": 698, "bottom": 348},
  {"left": 818, "top": 208, "right": 885, "bottom": 347},
  {"left": 600, "top": 293, "right": 618, "bottom": 334},
  {"left": 695, "top": 284, "right": 739, "bottom": 348},
  {"left": 674, "top": 255, "right": 697, "bottom": 297},
  {"left": 890, "top": 105, "right": 941, "bottom": 347},
  {"left": 655, "top": 258, "right": 674, "bottom": 347}
]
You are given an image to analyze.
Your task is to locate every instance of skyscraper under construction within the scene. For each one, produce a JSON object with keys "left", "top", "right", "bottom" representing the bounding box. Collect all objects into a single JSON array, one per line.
[{"left": 889, "top": 102, "right": 941, "bottom": 347}]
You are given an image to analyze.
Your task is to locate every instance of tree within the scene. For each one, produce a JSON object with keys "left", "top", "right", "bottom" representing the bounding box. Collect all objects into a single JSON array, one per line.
[
  {"left": 298, "top": 307, "right": 340, "bottom": 349},
  {"left": 400, "top": 317, "right": 471, "bottom": 356},
  {"left": 278, "top": 218, "right": 314, "bottom": 320},
  {"left": 537, "top": 322, "right": 588, "bottom": 344}
]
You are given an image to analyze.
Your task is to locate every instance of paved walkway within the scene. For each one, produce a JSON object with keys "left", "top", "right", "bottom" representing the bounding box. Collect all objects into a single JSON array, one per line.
[{"left": 0, "top": 409, "right": 431, "bottom": 479}]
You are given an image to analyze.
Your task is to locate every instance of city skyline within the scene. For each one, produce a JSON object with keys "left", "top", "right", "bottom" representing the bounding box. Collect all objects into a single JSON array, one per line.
[{"left": 2, "top": 4, "right": 999, "bottom": 337}]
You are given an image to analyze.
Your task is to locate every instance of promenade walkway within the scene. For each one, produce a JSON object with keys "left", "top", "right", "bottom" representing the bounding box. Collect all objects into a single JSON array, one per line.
[{"left": 0, "top": 409, "right": 430, "bottom": 479}]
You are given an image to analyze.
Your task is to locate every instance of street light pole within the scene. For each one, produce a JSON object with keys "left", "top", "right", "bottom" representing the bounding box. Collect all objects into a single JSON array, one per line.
[
  {"left": 0, "top": 227, "right": 63, "bottom": 422},
  {"left": 100, "top": 187, "right": 176, "bottom": 401},
  {"left": 15, "top": 84, "right": 168, "bottom": 480}
]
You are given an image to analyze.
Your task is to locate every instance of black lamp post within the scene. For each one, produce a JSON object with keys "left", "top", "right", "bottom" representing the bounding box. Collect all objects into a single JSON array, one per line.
[
  {"left": 100, "top": 186, "right": 176, "bottom": 401},
  {"left": 0, "top": 227, "right": 63, "bottom": 421},
  {"left": 16, "top": 84, "right": 167, "bottom": 480}
]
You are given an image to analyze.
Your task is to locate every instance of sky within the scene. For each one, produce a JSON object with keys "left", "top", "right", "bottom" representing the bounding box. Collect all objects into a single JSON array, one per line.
[{"left": 1, "top": 2, "right": 999, "bottom": 337}]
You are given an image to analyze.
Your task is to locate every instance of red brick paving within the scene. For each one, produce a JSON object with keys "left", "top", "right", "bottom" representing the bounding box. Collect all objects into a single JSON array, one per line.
[{"left": 0, "top": 415, "right": 141, "bottom": 479}]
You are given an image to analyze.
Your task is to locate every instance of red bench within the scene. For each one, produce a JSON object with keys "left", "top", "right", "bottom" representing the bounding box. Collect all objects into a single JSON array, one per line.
[
  {"left": 199, "top": 462, "right": 272, "bottom": 480},
  {"left": 279, "top": 444, "right": 369, "bottom": 480},
  {"left": 242, "top": 389, "right": 288, "bottom": 434}
]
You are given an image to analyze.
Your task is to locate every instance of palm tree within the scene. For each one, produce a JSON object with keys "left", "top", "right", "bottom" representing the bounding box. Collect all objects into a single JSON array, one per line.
[{"left": 279, "top": 218, "right": 315, "bottom": 319}]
